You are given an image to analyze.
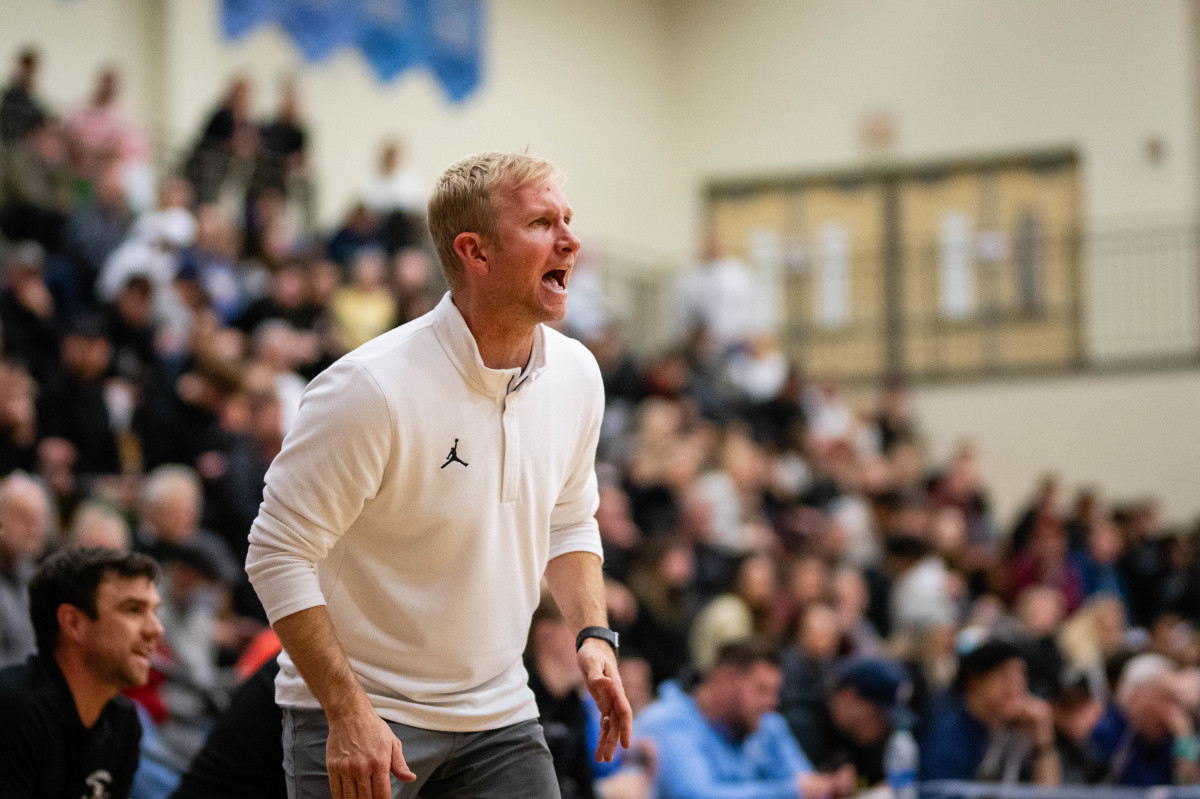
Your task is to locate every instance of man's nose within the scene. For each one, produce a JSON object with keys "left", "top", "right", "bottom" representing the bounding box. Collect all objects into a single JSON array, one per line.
[
  {"left": 146, "top": 612, "right": 165, "bottom": 639},
  {"left": 560, "top": 226, "right": 581, "bottom": 254}
]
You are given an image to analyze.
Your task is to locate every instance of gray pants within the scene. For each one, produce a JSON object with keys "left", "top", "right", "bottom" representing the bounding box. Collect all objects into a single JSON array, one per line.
[{"left": 282, "top": 707, "right": 562, "bottom": 799}]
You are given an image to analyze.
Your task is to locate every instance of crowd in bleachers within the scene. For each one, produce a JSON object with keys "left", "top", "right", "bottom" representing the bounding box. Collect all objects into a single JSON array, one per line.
[{"left": 2, "top": 44, "right": 1199, "bottom": 799}]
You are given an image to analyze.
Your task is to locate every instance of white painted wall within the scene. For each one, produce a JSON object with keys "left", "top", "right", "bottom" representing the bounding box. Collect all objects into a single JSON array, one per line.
[
  {"left": 912, "top": 368, "right": 1200, "bottom": 527},
  {"left": 666, "top": 0, "right": 1196, "bottom": 237}
]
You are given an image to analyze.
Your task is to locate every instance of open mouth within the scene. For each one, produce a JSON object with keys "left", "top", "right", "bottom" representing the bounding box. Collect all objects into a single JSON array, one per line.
[{"left": 542, "top": 268, "right": 568, "bottom": 291}]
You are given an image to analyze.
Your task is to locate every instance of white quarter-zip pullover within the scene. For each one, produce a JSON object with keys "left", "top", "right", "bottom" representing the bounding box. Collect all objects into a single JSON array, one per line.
[{"left": 246, "top": 292, "right": 604, "bottom": 732}]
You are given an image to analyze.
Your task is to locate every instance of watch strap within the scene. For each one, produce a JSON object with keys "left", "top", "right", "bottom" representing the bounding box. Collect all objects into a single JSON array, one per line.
[{"left": 575, "top": 625, "right": 619, "bottom": 654}]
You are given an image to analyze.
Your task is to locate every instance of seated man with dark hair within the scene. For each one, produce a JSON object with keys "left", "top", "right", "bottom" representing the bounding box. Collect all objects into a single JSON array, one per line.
[
  {"left": 785, "top": 658, "right": 908, "bottom": 788},
  {"left": 635, "top": 636, "right": 841, "bottom": 799},
  {"left": 0, "top": 546, "right": 163, "bottom": 799},
  {"left": 920, "top": 638, "right": 1060, "bottom": 786}
]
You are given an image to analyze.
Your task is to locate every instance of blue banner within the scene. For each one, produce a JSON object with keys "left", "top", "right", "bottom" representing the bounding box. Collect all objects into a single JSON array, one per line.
[
  {"left": 218, "top": 0, "right": 484, "bottom": 103},
  {"left": 222, "top": 0, "right": 285, "bottom": 39},
  {"left": 358, "top": 0, "right": 427, "bottom": 82},
  {"left": 427, "top": 0, "right": 484, "bottom": 102},
  {"left": 280, "top": 0, "right": 361, "bottom": 62}
]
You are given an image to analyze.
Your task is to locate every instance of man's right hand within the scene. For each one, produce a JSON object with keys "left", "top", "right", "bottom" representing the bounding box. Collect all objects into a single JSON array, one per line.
[{"left": 326, "top": 710, "right": 417, "bottom": 799}]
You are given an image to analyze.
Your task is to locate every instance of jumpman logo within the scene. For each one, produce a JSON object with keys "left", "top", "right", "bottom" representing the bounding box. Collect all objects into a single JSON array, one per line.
[{"left": 441, "top": 439, "right": 468, "bottom": 469}]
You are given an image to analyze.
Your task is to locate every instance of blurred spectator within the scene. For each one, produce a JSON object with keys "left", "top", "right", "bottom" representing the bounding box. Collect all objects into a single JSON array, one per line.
[
  {"left": 727, "top": 333, "right": 788, "bottom": 405},
  {"left": 64, "top": 66, "right": 150, "bottom": 195},
  {"left": 689, "top": 426, "right": 773, "bottom": 557},
  {"left": 362, "top": 138, "right": 424, "bottom": 254},
  {"left": 804, "top": 381, "right": 855, "bottom": 448},
  {"left": 635, "top": 637, "right": 834, "bottom": 799},
  {"left": 0, "top": 356, "right": 37, "bottom": 475},
  {"left": 673, "top": 230, "right": 760, "bottom": 356},
  {"left": 870, "top": 376, "right": 918, "bottom": 456},
  {"left": 205, "top": 386, "right": 281, "bottom": 554},
  {"left": 362, "top": 138, "right": 425, "bottom": 218},
  {"left": 234, "top": 258, "right": 322, "bottom": 337},
  {"left": 887, "top": 534, "right": 960, "bottom": 643},
  {"left": 67, "top": 501, "right": 131, "bottom": 550},
  {"left": 179, "top": 204, "right": 242, "bottom": 325},
  {"left": 595, "top": 480, "right": 641, "bottom": 583},
  {"left": 326, "top": 200, "right": 382, "bottom": 266},
  {"left": 61, "top": 166, "right": 133, "bottom": 307},
  {"left": 0, "top": 47, "right": 46, "bottom": 144},
  {"left": 1089, "top": 653, "right": 1200, "bottom": 785},
  {"left": 624, "top": 397, "right": 708, "bottom": 538},
  {"left": 105, "top": 273, "right": 163, "bottom": 389},
  {"left": 134, "top": 356, "right": 241, "bottom": 474},
  {"left": 1064, "top": 487, "right": 1102, "bottom": 553},
  {"left": 1007, "top": 514, "right": 1084, "bottom": 615},
  {"left": 36, "top": 314, "right": 123, "bottom": 478},
  {"left": 0, "top": 472, "right": 50, "bottom": 666},
  {"left": 246, "top": 319, "right": 307, "bottom": 434},
  {"left": 1011, "top": 474, "right": 1061, "bottom": 555},
  {"left": 240, "top": 186, "right": 300, "bottom": 269},
  {"left": 785, "top": 658, "right": 907, "bottom": 788},
  {"left": 1118, "top": 500, "right": 1171, "bottom": 628},
  {"left": 770, "top": 554, "right": 831, "bottom": 638},
  {"left": 251, "top": 80, "right": 308, "bottom": 203},
  {"left": 1059, "top": 594, "right": 1129, "bottom": 679},
  {"left": 920, "top": 639, "right": 1060, "bottom": 785},
  {"left": 1072, "top": 513, "right": 1129, "bottom": 609},
  {"left": 1012, "top": 586, "right": 1067, "bottom": 700},
  {"left": 0, "top": 116, "right": 72, "bottom": 249},
  {"left": 779, "top": 603, "right": 842, "bottom": 725},
  {"left": 184, "top": 77, "right": 257, "bottom": 206},
  {"left": 831, "top": 567, "right": 884, "bottom": 658},
  {"left": 0, "top": 241, "right": 60, "bottom": 385},
  {"left": 98, "top": 178, "right": 196, "bottom": 353},
  {"left": 330, "top": 246, "right": 395, "bottom": 351},
  {"left": 927, "top": 443, "right": 997, "bottom": 565},
  {"left": 626, "top": 537, "right": 698, "bottom": 689},
  {"left": 690, "top": 553, "right": 777, "bottom": 671},
  {"left": 1050, "top": 670, "right": 1107, "bottom": 784}
]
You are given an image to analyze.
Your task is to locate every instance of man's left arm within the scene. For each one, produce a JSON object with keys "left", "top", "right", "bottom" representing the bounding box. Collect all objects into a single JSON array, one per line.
[
  {"left": 544, "top": 350, "right": 630, "bottom": 762},
  {"left": 545, "top": 550, "right": 633, "bottom": 763}
]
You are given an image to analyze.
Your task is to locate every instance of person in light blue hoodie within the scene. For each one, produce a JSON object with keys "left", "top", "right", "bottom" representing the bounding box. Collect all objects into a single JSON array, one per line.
[{"left": 635, "top": 637, "right": 846, "bottom": 799}]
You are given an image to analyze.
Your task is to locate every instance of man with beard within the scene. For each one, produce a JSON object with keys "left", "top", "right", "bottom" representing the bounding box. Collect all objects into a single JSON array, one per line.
[{"left": 635, "top": 637, "right": 844, "bottom": 799}]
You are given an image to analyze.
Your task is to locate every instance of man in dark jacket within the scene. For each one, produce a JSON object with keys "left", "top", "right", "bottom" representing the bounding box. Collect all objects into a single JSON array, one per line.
[{"left": 0, "top": 546, "right": 163, "bottom": 798}]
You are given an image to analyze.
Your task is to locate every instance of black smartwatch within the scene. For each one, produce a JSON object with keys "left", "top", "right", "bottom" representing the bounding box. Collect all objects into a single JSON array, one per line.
[{"left": 575, "top": 626, "right": 619, "bottom": 655}]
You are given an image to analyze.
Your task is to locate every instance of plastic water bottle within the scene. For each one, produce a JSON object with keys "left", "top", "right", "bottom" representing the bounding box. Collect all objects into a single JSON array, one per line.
[{"left": 885, "top": 711, "right": 919, "bottom": 799}]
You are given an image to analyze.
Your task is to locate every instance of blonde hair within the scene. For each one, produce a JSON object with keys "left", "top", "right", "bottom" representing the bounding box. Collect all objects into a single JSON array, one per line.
[{"left": 427, "top": 152, "right": 559, "bottom": 289}]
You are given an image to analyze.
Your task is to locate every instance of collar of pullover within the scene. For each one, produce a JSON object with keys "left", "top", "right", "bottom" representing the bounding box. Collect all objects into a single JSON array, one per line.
[{"left": 431, "top": 291, "right": 547, "bottom": 398}]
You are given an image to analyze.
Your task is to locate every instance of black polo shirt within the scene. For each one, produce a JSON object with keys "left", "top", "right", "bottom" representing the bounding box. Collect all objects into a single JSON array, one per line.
[{"left": 0, "top": 654, "right": 142, "bottom": 799}]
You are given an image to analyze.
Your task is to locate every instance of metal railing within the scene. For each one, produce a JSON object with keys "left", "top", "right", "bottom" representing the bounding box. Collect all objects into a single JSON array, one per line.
[
  {"left": 595, "top": 224, "right": 1200, "bottom": 383},
  {"left": 921, "top": 781, "right": 1200, "bottom": 799}
]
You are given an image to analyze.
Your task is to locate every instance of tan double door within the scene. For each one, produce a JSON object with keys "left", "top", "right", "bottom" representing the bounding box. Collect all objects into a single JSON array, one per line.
[{"left": 706, "top": 152, "right": 1081, "bottom": 381}]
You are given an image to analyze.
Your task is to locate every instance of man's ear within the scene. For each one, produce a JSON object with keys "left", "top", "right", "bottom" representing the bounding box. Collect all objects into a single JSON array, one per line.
[
  {"left": 56, "top": 603, "right": 87, "bottom": 646},
  {"left": 453, "top": 232, "right": 490, "bottom": 278}
]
